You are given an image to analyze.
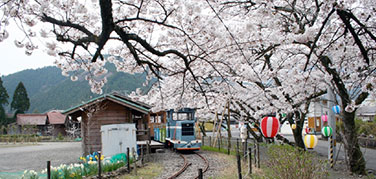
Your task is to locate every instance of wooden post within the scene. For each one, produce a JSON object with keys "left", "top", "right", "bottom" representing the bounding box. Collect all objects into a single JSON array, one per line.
[
  {"left": 47, "top": 161, "right": 51, "bottom": 179},
  {"left": 148, "top": 127, "right": 151, "bottom": 154},
  {"left": 254, "top": 142, "right": 257, "bottom": 166},
  {"left": 127, "top": 147, "right": 130, "bottom": 173},
  {"left": 98, "top": 152, "right": 102, "bottom": 179},
  {"left": 198, "top": 168, "right": 203, "bottom": 179},
  {"left": 257, "top": 142, "right": 260, "bottom": 168},
  {"left": 227, "top": 137, "right": 230, "bottom": 155},
  {"left": 147, "top": 140, "right": 151, "bottom": 154},
  {"left": 202, "top": 136, "right": 205, "bottom": 147},
  {"left": 140, "top": 145, "right": 144, "bottom": 167},
  {"left": 236, "top": 138, "right": 239, "bottom": 154},
  {"left": 218, "top": 137, "right": 221, "bottom": 151},
  {"left": 243, "top": 139, "right": 247, "bottom": 158},
  {"left": 248, "top": 147, "right": 252, "bottom": 175},
  {"left": 209, "top": 136, "right": 211, "bottom": 147},
  {"left": 237, "top": 154, "right": 242, "bottom": 179},
  {"left": 132, "top": 147, "right": 137, "bottom": 175}
]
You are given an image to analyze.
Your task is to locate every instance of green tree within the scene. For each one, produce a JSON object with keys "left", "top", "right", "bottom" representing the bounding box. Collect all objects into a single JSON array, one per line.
[
  {"left": 11, "top": 82, "right": 30, "bottom": 114},
  {"left": 0, "top": 77, "right": 9, "bottom": 125}
]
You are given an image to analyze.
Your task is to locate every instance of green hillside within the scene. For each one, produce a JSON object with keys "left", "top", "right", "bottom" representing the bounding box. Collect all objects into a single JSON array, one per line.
[{"left": 2, "top": 64, "right": 152, "bottom": 113}]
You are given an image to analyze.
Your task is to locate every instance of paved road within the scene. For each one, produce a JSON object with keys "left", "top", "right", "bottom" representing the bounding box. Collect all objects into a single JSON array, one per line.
[{"left": 0, "top": 142, "right": 81, "bottom": 173}]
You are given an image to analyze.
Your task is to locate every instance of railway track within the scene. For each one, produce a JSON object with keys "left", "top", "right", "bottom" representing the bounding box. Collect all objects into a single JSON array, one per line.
[{"left": 168, "top": 152, "right": 209, "bottom": 179}]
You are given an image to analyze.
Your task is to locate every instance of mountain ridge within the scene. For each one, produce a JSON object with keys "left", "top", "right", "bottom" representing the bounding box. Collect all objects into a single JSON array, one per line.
[{"left": 2, "top": 64, "right": 151, "bottom": 113}]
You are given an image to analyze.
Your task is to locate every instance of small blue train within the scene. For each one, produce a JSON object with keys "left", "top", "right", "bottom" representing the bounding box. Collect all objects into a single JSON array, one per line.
[{"left": 153, "top": 108, "right": 201, "bottom": 150}]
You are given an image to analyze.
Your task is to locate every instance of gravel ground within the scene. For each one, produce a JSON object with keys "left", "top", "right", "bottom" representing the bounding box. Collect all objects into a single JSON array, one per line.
[
  {"left": 0, "top": 142, "right": 82, "bottom": 173},
  {"left": 145, "top": 149, "right": 230, "bottom": 179}
]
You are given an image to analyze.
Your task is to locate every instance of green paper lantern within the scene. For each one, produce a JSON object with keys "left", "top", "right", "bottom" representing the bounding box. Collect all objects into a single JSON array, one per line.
[{"left": 321, "top": 126, "right": 333, "bottom": 137}]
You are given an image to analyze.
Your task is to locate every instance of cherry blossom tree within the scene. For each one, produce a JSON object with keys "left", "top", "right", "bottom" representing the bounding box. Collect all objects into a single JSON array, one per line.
[{"left": 1, "top": 0, "right": 375, "bottom": 174}]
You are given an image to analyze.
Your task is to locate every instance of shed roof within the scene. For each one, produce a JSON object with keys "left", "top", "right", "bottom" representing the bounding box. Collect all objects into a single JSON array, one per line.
[
  {"left": 357, "top": 106, "right": 376, "bottom": 116},
  {"left": 63, "top": 93, "right": 151, "bottom": 115},
  {"left": 47, "top": 110, "right": 66, "bottom": 124},
  {"left": 17, "top": 114, "right": 47, "bottom": 125}
]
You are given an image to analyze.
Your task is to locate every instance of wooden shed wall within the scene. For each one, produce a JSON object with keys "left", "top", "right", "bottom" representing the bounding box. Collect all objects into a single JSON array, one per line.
[{"left": 82, "top": 101, "right": 133, "bottom": 155}]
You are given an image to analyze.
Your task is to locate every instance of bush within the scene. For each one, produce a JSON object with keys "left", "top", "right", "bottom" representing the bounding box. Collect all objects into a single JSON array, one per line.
[
  {"left": 57, "top": 132, "right": 64, "bottom": 141},
  {"left": 264, "top": 144, "right": 328, "bottom": 179}
]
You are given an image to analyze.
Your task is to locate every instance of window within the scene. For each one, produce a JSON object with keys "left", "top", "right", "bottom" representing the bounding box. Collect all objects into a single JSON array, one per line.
[
  {"left": 172, "top": 112, "right": 193, "bottom": 121},
  {"left": 182, "top": 123, "right": 194, "bottom": 136}
]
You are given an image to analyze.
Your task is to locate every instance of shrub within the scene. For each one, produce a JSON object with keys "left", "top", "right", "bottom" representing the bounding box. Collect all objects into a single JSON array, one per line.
[
  {"left": 264, "top": 144, "right": 328, "bottom": 179},
  {"left": 57, "top": 132, "right": 64, "bottom": 141}
]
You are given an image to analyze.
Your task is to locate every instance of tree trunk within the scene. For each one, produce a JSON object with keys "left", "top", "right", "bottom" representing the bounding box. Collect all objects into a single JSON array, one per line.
[
  {"left": 342, "top": 111, "right": 366, "bottom": 174},
  {"left": 292, "top": 118, "right": 305, "bottom": 149}
]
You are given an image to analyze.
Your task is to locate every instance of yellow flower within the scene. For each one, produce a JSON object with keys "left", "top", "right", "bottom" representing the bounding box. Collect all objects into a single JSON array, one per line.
[
  {"left": 70, "top": 173, "right": 76, "bottom": 177},
  {"left": 89, "top": 157, "right": 93, "bottom": 161},
  {"left": 100, "top": 155, "right": 104, "bottom": 160}
]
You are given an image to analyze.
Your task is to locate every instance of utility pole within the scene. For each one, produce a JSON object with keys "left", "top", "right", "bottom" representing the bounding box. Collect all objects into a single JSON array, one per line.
[{"left": 327, "top": 87, "right": 336, "bottom": 168}]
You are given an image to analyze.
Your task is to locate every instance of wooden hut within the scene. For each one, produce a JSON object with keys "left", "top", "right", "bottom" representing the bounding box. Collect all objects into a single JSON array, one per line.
[
  {"left": 63, "top": 93, "right": 151, "bottom": 155},
  {"left": 16, "top": 114, "right": 48, "bottom": 135},
  {"left": 148, "top": 111, "right": 167, "bottom": 138},
  {"left": 46, "top": 110, "right": 67, "bottom": 136}
]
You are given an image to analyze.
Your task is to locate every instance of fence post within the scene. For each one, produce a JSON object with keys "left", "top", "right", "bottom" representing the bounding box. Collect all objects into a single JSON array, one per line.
[
  {"left": 148, "top": 127, "right": 152, "bottom": 154},
  {"left": 47, "top": 161, "right": 51, "bottom": 179},
  {"left": 198, "top": 168, "right": 203, "bottom": 179},
  {"left": 127, "top": 147, "right": 130, "bottom": 173},
  {"left": 236, "top": 138, "right": 239, "bottom": 154},
  {"left": 254, "top": 142, "right": 257, "bottom": 166},
  {"left": 257, "top": 142, "right": 260, "bottom": 168},
  {"left": 219, "top": 137, "right": 221, "bottom": 151},
  {"left": 248, "top": 147, "right": 252, "bottom": 175},
  {"left": 147, "top": 140, "right": 150, "bottom": 154},
  {"left": 140, "top": 145, "right": 144, "bottom": 167},
  {"left": 227, "top": 137, "right": 230, "bottom": 155},
  {"left": 98, "top": 151, "right": 102, "bottom": 179},
  {"left": 237, "top": 154, "right": 242, "bottom": 179},
  {"left": 132, "top": 147, "right": 137, "bottom": 175},
  {"left": 209, "top": 136, "right": 211, "bottom": 147},
  {"left": 202, "top": 136, "right": 205, "bottom": 147},
  {"left": 243, "top": 139, "right": 247, "bottom": 158}
]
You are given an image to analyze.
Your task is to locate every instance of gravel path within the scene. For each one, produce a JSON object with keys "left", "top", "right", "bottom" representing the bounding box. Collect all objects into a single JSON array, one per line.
[
  {"left": 0, "top": 142, "right": 82, "bottom": 173},
  {"left": 145, "top": 149, "right": 230, "bottom": 179}
]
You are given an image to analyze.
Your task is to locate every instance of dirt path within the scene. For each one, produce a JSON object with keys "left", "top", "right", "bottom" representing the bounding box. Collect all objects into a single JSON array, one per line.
[{"left": 0, "top": 142, "right": 81, "bottom": 173}]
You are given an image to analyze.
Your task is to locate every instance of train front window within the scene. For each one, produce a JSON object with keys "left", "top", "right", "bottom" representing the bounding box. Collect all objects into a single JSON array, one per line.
[
  {"left": 172, "top": 112, "right": 193, "bottom": 121},
  {"left": 182, "top": 123, "right": 194, "bottom": 136}
]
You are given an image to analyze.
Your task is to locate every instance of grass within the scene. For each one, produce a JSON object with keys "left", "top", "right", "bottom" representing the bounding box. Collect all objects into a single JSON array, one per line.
[{"left": 119, "top": 163, "right": 163, "bottom": 179}]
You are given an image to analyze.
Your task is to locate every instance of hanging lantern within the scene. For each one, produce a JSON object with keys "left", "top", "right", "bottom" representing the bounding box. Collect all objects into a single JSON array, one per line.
[
  {"left": 291, "top": 124, "right": 297, "bottom": 130},
  {"left": 305, "top": 127, "right": 311, "bottom": 134},
  {"left": 321, "top": 126, "right": 333, "bottom": 137},
  {"left": 304, "top": 134, "right": 318, "bottom": 149},
  {"left": 260, "top": 116, "right": 280, "bottom": 138},
  {"left": 321, "top": 115, "right": 328, "bottom": 122},
  {"left": 332, "top": 105, "right": 340, "bottom": 114}
]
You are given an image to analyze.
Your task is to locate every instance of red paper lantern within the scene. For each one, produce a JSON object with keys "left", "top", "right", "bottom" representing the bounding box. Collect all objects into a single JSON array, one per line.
[
  {"left": 260, "top": 116, "right": 280, "bottom": 138},
  {"left": 305, "top": 127, "right": 311, "bottom": 134},
  {"left": 321, "top": 115, "right": 328, "bottom": 122}
]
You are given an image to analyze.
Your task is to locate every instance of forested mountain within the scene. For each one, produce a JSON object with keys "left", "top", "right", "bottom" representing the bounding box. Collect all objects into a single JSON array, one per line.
[{"left": 2, "top": 64, "right": 152, "bottom": 113}]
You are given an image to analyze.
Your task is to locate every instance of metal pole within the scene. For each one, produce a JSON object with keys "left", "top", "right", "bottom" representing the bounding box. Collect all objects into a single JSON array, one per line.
[
  {"left": 47, "top": 161, "right": 51, "bottom": 179},
  {"left": 248, "top": 147, "right": 252, "bottom": 174},
  {"left": 327, "top": 87, "right": 336, "bottom": 167},
  {"left": 237, "top": 154, "right": 242, "bottom": 179},
  {"left": 198, "top": 168, "right": 203, "bottom": 179},
  {"left": 98, "top": 152, "right": 102, "bottom": 179},
  {"left": 257, "top": 142, "right": 260, "bottom": 168},
  {"left": 127, "top": 147, "right": 130, "bottom": 173}
]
